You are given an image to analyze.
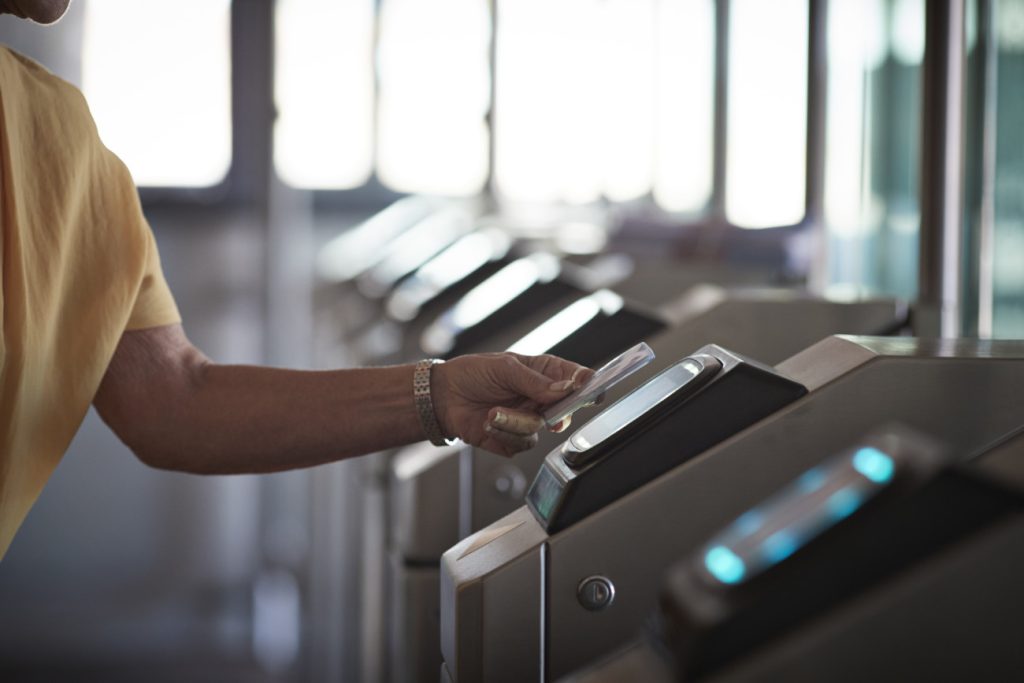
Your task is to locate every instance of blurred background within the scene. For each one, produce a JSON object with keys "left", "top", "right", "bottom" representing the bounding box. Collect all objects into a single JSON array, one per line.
[{"left": 0, "top": 0, "right": 1021, "bottom": 681}]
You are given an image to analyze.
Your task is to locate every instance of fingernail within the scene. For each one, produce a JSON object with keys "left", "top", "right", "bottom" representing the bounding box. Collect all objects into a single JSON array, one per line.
[
  {"left": 570, "top": 367, "right": 587, "bottom": 388},
  {"left": 550, "top": 379, "right": 573, "bottom": 392},
  {"left": 492, "top": 411, "right": 509, "bottom": 426},
  {"left": 484, "top": 424, "right": 496, "bottom": 434}
]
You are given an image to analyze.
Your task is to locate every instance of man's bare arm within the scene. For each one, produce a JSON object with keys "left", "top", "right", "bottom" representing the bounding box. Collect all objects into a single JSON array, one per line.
[{"left": 93, "top": 325, "right": 589, "bottom": 474}]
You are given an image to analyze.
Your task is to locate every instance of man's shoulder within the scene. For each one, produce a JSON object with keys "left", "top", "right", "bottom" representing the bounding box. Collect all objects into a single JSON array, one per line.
[
  {"left": 0, "top": 44, "right": 92, "bottom": 117},
  {"left": 0, "top": 44, "right": 99, "bottom": 148}
]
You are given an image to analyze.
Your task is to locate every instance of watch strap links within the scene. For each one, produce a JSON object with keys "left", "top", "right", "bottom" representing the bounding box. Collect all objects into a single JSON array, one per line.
[{"left": 413, "top": 359, "right": 451, "bottom": 447}]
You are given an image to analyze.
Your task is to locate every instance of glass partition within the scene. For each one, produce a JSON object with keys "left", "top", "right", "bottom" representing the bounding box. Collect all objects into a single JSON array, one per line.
[
  {"left": 991, "top": 0, "right": 1024, "bottom": 337},
  {"left": 822, "top": 0, "right": 924, "bottom": 298}
]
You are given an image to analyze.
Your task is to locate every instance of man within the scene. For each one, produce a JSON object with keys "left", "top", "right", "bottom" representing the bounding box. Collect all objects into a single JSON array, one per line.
[{"left": 0, "top": 0, "right": 591, "bottom": 558}]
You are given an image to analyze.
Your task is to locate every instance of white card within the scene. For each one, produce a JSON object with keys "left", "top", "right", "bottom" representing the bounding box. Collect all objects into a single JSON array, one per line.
[{"left": 543, "top": 342, "right": 656, "bottom": 429}]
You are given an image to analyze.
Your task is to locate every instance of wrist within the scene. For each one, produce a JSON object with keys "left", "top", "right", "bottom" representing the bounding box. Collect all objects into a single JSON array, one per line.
[
  {"left": 414, "top": 359, "right": 455, "bottom": 445},
  {"left": 430, "top": 359, "right": 457, "bottom": 441}
]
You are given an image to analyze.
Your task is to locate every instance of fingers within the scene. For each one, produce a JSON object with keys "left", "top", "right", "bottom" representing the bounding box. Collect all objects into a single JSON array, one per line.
[
  {"left": 480, "top": 407, "right": 553, "bottom": 456},
  {"left": 488, "top": 407, "right": 544, "bottom": 435},
  {"left": 482, "top": 424, "right": 539, "bottom": 456},
  {"left": 512, "top": 353, "right": 595, "bottom": 388},
  {"left": 496, "top": 355, "right": 592, "bottom": 405}
]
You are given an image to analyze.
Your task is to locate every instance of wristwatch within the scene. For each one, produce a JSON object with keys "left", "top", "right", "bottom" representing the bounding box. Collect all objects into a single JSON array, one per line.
[{"left": 414, "top": 359, "right": 452, "bottom": 447}]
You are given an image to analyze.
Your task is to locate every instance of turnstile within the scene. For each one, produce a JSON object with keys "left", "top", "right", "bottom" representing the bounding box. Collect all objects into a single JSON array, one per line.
[
  {"left": 387, "top": 290, "right": 668, "bottom": 682},
  {"left": 379, "top": 253, "right": 766, "bottom": 682},
  {"left": 563, "top": 425, "right": 1024, "bottom": 682},
  {"left": 461, "top": 289, "right": 907, "bottom": 539},
  {"left": 391, "top": 292, "right": 906, "bottom": 682},
  {"left": 441, "top": 336, "right": 1024, "bottom": 681}
]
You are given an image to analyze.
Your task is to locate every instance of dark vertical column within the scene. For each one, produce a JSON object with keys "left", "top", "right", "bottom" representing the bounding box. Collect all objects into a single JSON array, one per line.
[
  {"left": 711, "top": 0, "right": 731, "bottom": 224},
  {"left": 230, "top": 0, "right": 276, "bottom": 210},
  {"left": 805, "top": 0, "right": 828, "bottom": 291},
  {"left": 918, "top": 0, "right": 967, "bottom": 337}
]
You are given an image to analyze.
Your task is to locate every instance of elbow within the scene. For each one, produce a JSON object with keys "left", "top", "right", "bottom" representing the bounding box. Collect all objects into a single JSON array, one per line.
[
  {"left": 120, "top": 422, "right": 198, "bottom": 473},
  {"left": 130, "top": 439, "right": 187, "bottom": 473}
]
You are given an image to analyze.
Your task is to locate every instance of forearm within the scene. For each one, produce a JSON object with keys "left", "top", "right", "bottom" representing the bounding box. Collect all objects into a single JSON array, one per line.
[
  {"left": 94, "top": 326, "right": 430, "bottom": 474},
  {"left": 145, "top": 363, "right": 425, "bottom": 474},
  {"left": 96, "top": 325, "right": 588, "bottom": 472}
]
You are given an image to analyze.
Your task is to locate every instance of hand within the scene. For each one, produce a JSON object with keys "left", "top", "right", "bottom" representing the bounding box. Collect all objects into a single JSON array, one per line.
[{"left": 432, "top": 352, "right": 594, "bottom": 457}]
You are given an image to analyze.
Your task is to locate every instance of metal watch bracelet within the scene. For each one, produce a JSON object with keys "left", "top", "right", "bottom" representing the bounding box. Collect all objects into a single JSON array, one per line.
[{"left": 413, "top": 359, "right": 452, "bottom": 447}]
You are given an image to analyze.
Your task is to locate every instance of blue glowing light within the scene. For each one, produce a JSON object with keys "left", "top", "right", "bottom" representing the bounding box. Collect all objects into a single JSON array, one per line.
[
  {"left": 762, "top": 531, "right": 799, "bottom": 564},
  {"left": 852, "top": 447, "right": 895, "bottom": 484},
  {"left": 827, "top": 487, "right": 862, "bottom": 520},
  {"left": 797, "top": 467, "right": 827, "bottom": 493},
  {"left": 733, "top": 510, "right": 763, "bottom": 535},
  {"left": 705, "top": 546, "right": 746, "bottom": 584}
]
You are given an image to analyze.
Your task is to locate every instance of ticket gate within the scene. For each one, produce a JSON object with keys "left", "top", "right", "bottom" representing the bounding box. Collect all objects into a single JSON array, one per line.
[
  {"left": 377, "top": 262, "right": 777, "bottom": 681},
  {"left": 440, "top": 336, "right": 1024, "bottom": 681},
  {"left": 461, "top": 289, "right": 907, "bottom": 539},
  {"left": 564, "top": 425, "right": 1024, "bottom": 682},
  {"left": 317, "top": 197, "right": 482, "bottom": 347},
  {"left": 418, "top": 252, "right": 619, "bottom": 360},
  {"left": 355, "top": 227, "right": 518, "bottom": 364},
  {"left": 387, "top": 290, "right": 668, "bottom": 682},
  {"left": 390, "top": 292, "right": 906, "bottom": 682}
]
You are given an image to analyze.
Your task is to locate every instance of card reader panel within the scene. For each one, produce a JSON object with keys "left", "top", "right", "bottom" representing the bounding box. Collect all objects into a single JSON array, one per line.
[{"left": 527, "top": 344, "right": 807, "bottom": 533}]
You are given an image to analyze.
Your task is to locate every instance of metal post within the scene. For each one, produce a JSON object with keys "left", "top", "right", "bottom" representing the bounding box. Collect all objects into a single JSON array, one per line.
[
  {"left": 711, "top": 0, "right": 731, "bottom": 223},
  {"left": 917, "top": 0, "right": 968, "bottom": 338},
  {"left": 805, "top": 0, "right": 828, "bottom": 294}
]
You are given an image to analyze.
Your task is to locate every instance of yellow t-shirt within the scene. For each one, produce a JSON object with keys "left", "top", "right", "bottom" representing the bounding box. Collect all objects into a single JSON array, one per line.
[{"left": 0, "top": 47, "right": 181, "bottom": 558}]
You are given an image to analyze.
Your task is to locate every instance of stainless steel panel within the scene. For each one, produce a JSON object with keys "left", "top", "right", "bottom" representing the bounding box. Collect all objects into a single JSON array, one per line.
[
  {"left": 389, "top": 556, "right": 443, "bottom": 683},
  {"left": 442, "top": 337, "right": 1024, "bottom": 681},
  {"left": 392, "top": 443, "right": 463, "bottom": 562},
  {"left": 556, "top": 642, "right": 673, "bottom": 683},
  {"left": 441, "top": 507, "right": 546, "bottom": 682},
  {"left": 713, "top": 516, "right": 1024, "bottom": 682},
  {"left": 545, "top": 339, "right": 1024, "bottom": 677},
  {"left": 467, "top": 297, "right": 906, "bottom": 537}
]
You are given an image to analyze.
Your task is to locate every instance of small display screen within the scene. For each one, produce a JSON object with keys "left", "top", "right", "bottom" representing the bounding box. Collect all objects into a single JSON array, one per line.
[
  {"left": 527, "top": 466, "right": 566, "bottom": 523},
  {"left": 568, "top": 358, "right": 706, "bottom": 453}
]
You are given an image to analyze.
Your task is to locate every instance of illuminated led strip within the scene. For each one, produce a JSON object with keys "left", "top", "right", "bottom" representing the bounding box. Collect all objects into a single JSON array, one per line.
[
  {"left": 420, "top": 253, "right": 561, "bottom": 355},
  {"left": 387, "top": 230, "right": 511, "bottom": 321},
  {"left": 702, "top": 445, "right": 897, "bottom": 586},
  {"left": 507, "top": 290, "right": 623, "bottom": 355}
]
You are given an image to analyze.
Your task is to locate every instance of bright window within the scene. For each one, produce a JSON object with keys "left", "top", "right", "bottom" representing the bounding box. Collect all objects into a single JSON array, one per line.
[
  {"left": 495, "top": 0, "right": 691, "bottom": 206},
  {"left": 653, "top": 0, "right": 716, "bottom": 214},
  {"left": 274, "top": 0, "right": 375, "bottom": 189},
  {"left": 726, "top": 0, "right": 809, "bottom": 228},
  {"left": 82, "top": 0, "right": 232, "bottom": 187},
  {"left": 376, "top": 0, "right": 491, "bottom": 196}
]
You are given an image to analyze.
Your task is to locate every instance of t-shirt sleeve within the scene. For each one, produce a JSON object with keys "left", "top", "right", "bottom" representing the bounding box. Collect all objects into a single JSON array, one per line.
[{"left": 125, "top": 222, "right": 181, "bottom": 331}]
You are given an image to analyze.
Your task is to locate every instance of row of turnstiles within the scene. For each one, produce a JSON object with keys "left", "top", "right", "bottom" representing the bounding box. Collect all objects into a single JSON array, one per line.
[{"left": 318, "top": 197, "right": 1024, "bottom": 682}]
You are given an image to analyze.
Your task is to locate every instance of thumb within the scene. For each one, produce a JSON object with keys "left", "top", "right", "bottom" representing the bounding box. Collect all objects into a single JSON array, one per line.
[{"left": 497, "top": 356, "right": 578, "bottom": 405}]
